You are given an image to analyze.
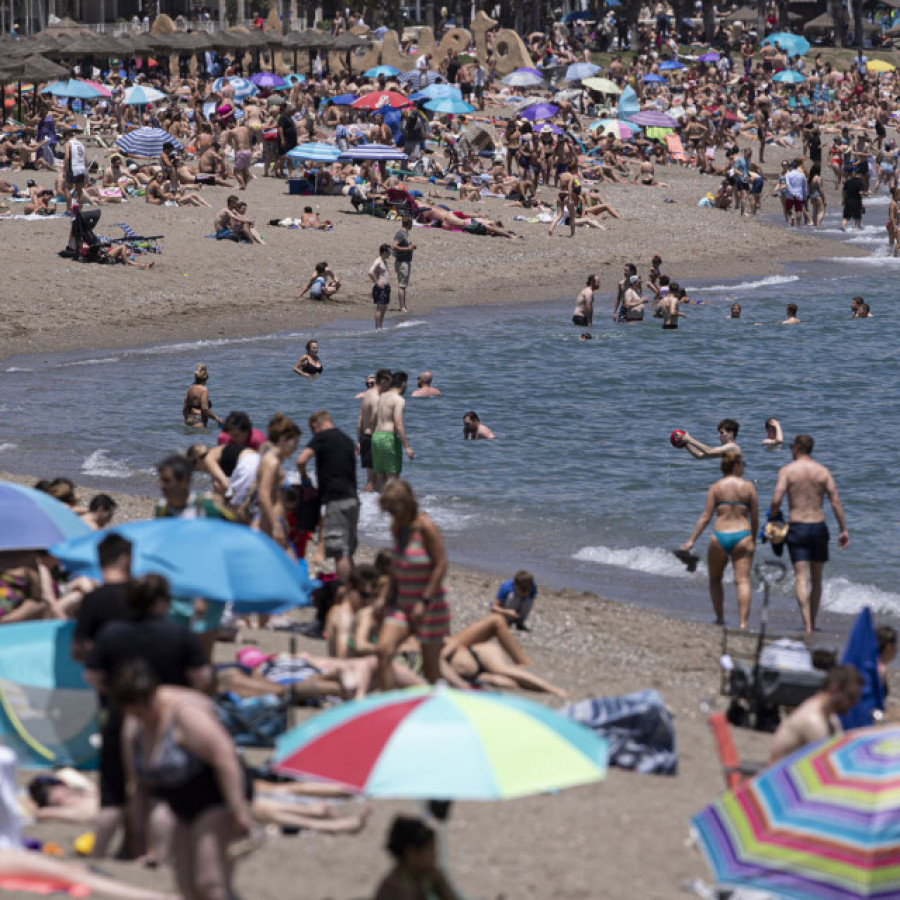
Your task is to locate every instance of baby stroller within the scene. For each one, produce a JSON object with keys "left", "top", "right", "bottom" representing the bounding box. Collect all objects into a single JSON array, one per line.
[
  {"left": 60, "top": 206, "right": 109, "bottom": 263},
  {"left": 720, "top": 560, "right": 826, "bottom": 731}
]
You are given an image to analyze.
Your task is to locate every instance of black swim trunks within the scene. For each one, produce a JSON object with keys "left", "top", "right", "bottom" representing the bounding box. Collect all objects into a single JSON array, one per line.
[
  {"left": 359, "top": 433, "right": 373, "bottom": 470},
  {"left": 572, "top": 314, "right": 589, "bottom": 327},
  {"left": 786, "top": 521, "right": 830, "bottom": 564},
  {"left": 372, "top": 282, "right": 390, "bottom": 305}
]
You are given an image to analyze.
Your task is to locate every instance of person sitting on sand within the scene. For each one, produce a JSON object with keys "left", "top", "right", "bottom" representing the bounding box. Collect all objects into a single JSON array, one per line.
[
  {"left": 214, "top": 196, "right": 263, "bottom": 243},
  {"left": 104, "top": 244, "right": 156, "bottom": 268},
  {"left": 440, "top": 613, "right": 567, "bottom": 697},
  {"left": 145, "top": 171, "right": 211, "bottom": 208},
  {"left": 103, "top": 155, "right": 142, "bottom": 193},
  {"left": 299, "top": 206, "right": 331, "bottom": 230},
  {"left": 492, "top": 570, "right": 537, "bottom": 630},
  {"left": 769, "top": 665, "right": 863, "bottom": 763},
  {"left": 374, "top": 816, "right": 461, "bottom": 900},
  {"left": 297, "top": 262, "right": 341, "bottom": 300},
  {"left": 23, "top": 182, "right": 55, "bottom": 215}
]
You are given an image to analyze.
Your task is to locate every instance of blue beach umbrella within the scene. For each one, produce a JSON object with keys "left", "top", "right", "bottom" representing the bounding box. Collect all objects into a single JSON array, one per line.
[
  {"left": 562, "top": 10, "right": 591, "bottom": 22},
  {"left": 659, "top": 60, "right": 685, "bottom": 70},
  {"left": 212, "top": 76, "right": 258, "bottom": 101},
  {"left": 643, "top": 73, "right": 667, "bottom": 83},
  {"left": 773, "top": 69, "right": 805, "bottom": 83},
  {"left": 502, "top": 67, "right": 545, "bottom": 87},
  {"left": 287, "top": 141, "right": 342, "bottom": 163},
  {"left": 50, "top": 519, "right": 319, "bottom": 612},
  {"left": 364, "top": 64, "right": 401, "bottom": 78},
  {"left": 41, "top": 79, "right": 103, "bottom": 100},
  {"left": 564, "top": 61, "right": 601, "bottom": 81},
  {"left": 329, "top": 93, "right": 358, "bottom": 105},
  {"left": 122, "top": 84, "right": 167, "bottom": 105},
  {"left": 282, "top": 73, "right": 306, "bottom": 86},
  {"left": 763, "top": 32, "right": 811, "bottom": 56},
  {"left": 115, "top": 126, "right": 183, "bottom": 157},
  {"left": 423, "top": 97, "right": 475, "bottom": 114},
  {"left": 338, "top": 143, "right": 408, "bottom": 161},
  {"left": 411, "top": 82, "right": 461, "bottom": 101},
  {"left": 0, "top": 482, "right": 91, "bottom": 551}
]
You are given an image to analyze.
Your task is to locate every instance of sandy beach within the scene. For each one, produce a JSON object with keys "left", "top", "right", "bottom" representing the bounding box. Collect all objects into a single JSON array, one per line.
[
  {"left": 0, "top": 139, "right": 865, "bottom": 362},
  {"left": 0, "top": 132, "right": 875, "bottom": 898}
]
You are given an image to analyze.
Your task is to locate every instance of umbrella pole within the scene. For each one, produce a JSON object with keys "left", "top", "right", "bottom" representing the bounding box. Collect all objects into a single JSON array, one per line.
[
  {"left": 288, "top": 634, "right": 297, "bottom": 729},
  {"left": 422, "top": 800, "right": 470, "bottom": 900}
]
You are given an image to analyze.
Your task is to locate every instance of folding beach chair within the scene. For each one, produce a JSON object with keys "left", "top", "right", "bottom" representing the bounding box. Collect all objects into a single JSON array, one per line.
[
  {"left": 707, "top": 711, "right": 764, "bottom": 791},
  {"left": 665, "top": 133, "right": 688, "bottom": 165},
  {"left": 384, "top": 187, "right": 430, "bottom": 222},
  {"left": 112, "top": 222, "right": 164, "bottom": 254}
]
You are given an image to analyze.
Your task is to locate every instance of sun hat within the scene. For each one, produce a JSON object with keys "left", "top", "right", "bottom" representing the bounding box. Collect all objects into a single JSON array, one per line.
[{"left": 236, "top": 647, "right": 274, "bottom": 669}]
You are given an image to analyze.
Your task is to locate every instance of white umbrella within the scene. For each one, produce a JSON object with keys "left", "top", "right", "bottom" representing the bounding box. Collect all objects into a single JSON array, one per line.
[{"left": 122, "top": 85, "right": 167, "bottom": 105}]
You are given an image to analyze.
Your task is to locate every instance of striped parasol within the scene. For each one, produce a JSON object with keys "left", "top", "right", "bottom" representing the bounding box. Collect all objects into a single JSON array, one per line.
[
  {"left": 501, "top": 67, "right": 545, "bottom": 87},
  {"left": 564, "top": 61, "right": 601, "bottom": 81},
  {"left": 338, "top": 143, "right": 408, "bottom": 161},
  {"left": 122, "top": 84, "right": 167, "bottom": 105},
  {"left": 589, "top": 118, "right": 639, "bottom": 139},
  {"left": 114, "top": 127, "right": 183, "bottom": 158},
  {"left": 286, "top": 142, "right": 341, "bottom": 163},
  {"left": 692, "top": 725, "right": 900, "bottom": 900},
  {"left": 212, "top": 76, "right": 258, "bottom": 101},
  {"left": 399, "top": 69, "right": 440, "bottom": 89}
]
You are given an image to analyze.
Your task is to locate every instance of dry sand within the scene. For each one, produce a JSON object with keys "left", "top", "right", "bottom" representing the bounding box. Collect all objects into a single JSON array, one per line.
[{"left": 0, "top": 138, "right": 866, "bottom": 897}]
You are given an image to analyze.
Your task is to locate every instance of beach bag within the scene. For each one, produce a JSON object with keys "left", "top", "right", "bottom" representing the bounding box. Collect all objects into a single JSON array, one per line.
[{"left": 214, "top": 693, "right": 287, "bottom": 747}]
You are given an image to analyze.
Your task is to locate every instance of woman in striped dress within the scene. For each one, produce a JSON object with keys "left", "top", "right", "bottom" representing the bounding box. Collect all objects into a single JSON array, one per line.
[{"left": 376, "top": 480, "right": 450, "bottom": 689}]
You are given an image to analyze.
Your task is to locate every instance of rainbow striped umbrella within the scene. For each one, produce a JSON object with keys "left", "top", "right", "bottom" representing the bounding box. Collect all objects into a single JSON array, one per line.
[
  {"left": 692, "top": 725, "right": 900, "bottom": 900},
  {"left": 272, "top": 687, "right": 608, "bottom": 800}
]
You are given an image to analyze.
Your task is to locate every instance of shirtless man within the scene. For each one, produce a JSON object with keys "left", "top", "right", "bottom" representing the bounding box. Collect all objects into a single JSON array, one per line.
[
  {"left": 770, "top": 434, "right": 849, "bottom": 633},
  {"left": 371, "top": 371, "right": 414, "bottom": 492},
  {"left": 681, "top": 418, "right": 741, "bottom": 460},
  {"left": 612, "top": 263, "right": 637, "bottom": 322},
  {"left": 548, "top": 162, "right": 578, "bottom": 237},
  {"left": 755, "top": 101, "right": 769, "bottom": 163},
  {"left": 572, "top": 274, "right": 597, "bottom": 327},
  {"left": 103, "top": 155, "right": 141, "bottom": 192},
  {"left": 357, "top": 368, "right": 391, "bottom": 492},
  {"left": 370, "top": 113, "right": 393, "bottom": 145},
  {"left": 769, "top": 665, "right": 862, "bottom": 763},
  {"left": 637, "top": 153, "right": 668, "bottom": 187},
  {"left": 23, "top": 182, "right": 54, "bottom": 215},
  {"left": 659, "top": 290, "right": 685, "bottom": 330},
  {"left": 411, "top": 372, "right": 441, "bottom": 398},
  {"left": 198, "top": 144, "right": 236, "bottom": 185},
  {"left": 463, "top": 411, "right": 495, "bottom": 440},
  {"left": 225, "top": 119, "right": 254, "bottom": 190},
  {"left": 782, "top": 303, "right": 801, "bottom": 324}
]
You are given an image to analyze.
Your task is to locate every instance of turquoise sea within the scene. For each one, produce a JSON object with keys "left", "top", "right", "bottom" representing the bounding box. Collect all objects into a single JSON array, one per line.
[{"left": 2, "top": 199, "right": 898, "bottom": 632}]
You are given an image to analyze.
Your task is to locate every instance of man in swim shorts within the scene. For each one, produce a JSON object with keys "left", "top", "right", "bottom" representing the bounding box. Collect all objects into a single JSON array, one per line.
[
  {"left": 572, "top": 275, "right": 597, "bottom": 327},
  {"left": 357, "top": 368, "right": 391, "bottom": 492},
  {"left": 225, "top": 119, "right": 254, "bottom": 191},
  {"left": 372, "top": 372, "right": 414, "bottom": 492},
  {"left": 770, "top": 433, "right": 849, "bottom": 633}
]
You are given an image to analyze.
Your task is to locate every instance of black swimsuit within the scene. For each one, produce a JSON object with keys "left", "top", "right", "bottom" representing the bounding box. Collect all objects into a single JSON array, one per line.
[{"left": 300, "top": 358, "right": 323, "bottom": 376}]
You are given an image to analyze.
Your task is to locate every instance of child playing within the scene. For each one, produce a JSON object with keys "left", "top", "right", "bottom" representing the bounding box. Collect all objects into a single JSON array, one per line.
[{"left": 491, "top": 570, "right": 537, "bottom": 631}]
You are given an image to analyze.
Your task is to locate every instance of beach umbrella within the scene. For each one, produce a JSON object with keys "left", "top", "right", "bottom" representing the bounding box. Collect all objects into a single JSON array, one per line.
[
  {"left": 286, "top": 141, "right": 342, "bottom": 163},
  {"left": 423, "top": 97, "right": 475, "bottom": 115},
  {"left": 338, "top": 144, "right": 408, "bottom": 161},
  {"left": 351, "top": 90, "right": 412, "bottom": 110},
  {"left": 212, "top": 76, "right": 258, "bottom": 101},
  {"left": 562, "top": 9, "right": 591, "bottom": 21},
  {"left": 81, "top": 79, "right": 112, "bottom": 98},
  {"left": 410, "top": 82, "right": 461, "bottom": 101},
  {"left": 0, "top": 482, "right": 91, "bottom": 552},
  {"left": 40, "top": 78, "right": 103, "bottom": 100},
  {"left": 501, "top": 67, "right": 545, "bottom": 87},
  {"left": 582, "top": 76, "right": 621, "bottom": 94},
  {"left": 399, "top": 69, "right": 440, "bottom": 89},
  {"left": 697, "top": 51, "right": 720, "bottom": 62},
  {"left": 867, "top": 59, "right": 896, "bottom": 73},
  {"left": 271, "top": 686, "right": 608, "bottom": 799},
  {"left": 564, "top": 61, "right": 601, "bottom": 81},
  {"left": 114, "top": 126, "right": 183, "bottom": 158},
  {"left": 364, "top": 64, "right": 401, "bottom": 78},
  {"left": 659, "top": 60, "right": 685, "bottom": 70},
  {"left": 589, "top": 118, "right": 639, "bottom": 139},
  {"left": 249, "top": 71, "right": 287, "bottom": 90},
  {"left": 49, "top": 519, "right": 318, "bottom": 613},
  {"left": 122, "top": 84, "right": 167, "bottom": 105},
  {"left": 692, "top": 725, "right": 900, "bottom": 900},
  {"left": 643, "top": 73, "right": 667, "bottom": 83},
  {"left": 773, "top": 69, "right": 806, "bottom": 84},
  {"left": 762, "top": 32, "right": 811, "bottom": 56},
  {"left": 627, "top": 110, "right": 680, "bottom": 128},
  {"left": 519, "top": 102, "right": 558, "bottom": 121},
  {"left": 283, "top": 73, "right": 306, "bottom": 85},
  {"left": 329, "top": 93, "right": 358, "bottom": 106}
]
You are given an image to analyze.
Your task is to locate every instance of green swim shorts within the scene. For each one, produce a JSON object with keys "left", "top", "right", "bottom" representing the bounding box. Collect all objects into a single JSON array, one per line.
[{"left": 371, "top": 430, "right": 402, "bottom": 475}]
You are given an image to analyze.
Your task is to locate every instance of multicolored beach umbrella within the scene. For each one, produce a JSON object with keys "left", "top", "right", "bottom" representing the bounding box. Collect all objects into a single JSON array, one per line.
[
  {"left": 272, "top": 686, "right": 608, "bottom": 800},
  {"left": 691, "top": 725, "right": 900, "bottom": 900},
  {"left": 212, "top": 76, "right": 258, "bottom": 101}
]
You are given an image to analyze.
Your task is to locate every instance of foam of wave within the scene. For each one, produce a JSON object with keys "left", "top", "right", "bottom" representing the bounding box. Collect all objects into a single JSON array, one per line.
[
  {"left": 4, "top": 367, "right": 33, "bottom": 373},
  {"left": 358, "top": 491, "right": 474, "bottom": 536},
  {"left": 0, "top": 442, "right": 16, "bottom": 453},
  {"left": 55, "top": 357, "right": 121, "bottom": 368},
  {"left": 821, "top": 578, "right": 900, "bottom": 617},
  {"left": 393, "top": 319, "right": 428, "bottom": 330},
  {"left": 80, "top": 449, "right": 133, "bottom": 479},
  {"left": 691, "top": 275, "right": 800, "bottom": 293},
  {"left": 132, "top": 334, "right": 280, "bottom": 357},
  {"left": 824, "top": 255, "right": 900, "bottom": 264},
  {"left": 573, "top": 544, "right": 707, "bottom": 579}
]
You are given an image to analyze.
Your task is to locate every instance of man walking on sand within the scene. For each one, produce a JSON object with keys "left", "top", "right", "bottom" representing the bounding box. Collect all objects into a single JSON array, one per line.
[
  {"left": 357, "top": 368, "right": 391, "bottom": 492},
  {"left": 770, "top": 434, "right": 849, "bottom": 633},
  {"left": 225, "top": 119, "right": 254, "bottom": 191},
  {"left": 372, "top": 371, "right": 414, "bottom": 492},
  {"left": 392, "top": 216, "right": 416, "bottom": 313}
]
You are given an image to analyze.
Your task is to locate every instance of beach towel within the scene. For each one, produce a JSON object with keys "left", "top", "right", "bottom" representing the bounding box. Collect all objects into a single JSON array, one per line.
[
  {"left": 665, "top": 133, "right": 687, "bottom": 163},
  {"left": 563, "top": 689, "right": 678, "bottom": 775}
]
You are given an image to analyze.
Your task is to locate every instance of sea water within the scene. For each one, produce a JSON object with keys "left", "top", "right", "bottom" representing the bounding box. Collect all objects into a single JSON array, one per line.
[{"left": 1, "top": 204, "right": 898, "bottom": 631}]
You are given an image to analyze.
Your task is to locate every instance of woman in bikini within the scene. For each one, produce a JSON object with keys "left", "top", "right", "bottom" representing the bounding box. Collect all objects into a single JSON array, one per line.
[
  {"left": 680, "top": 449, "right": 758, "bottom": 629},
  {"left": 807, "top": 163, "right": 826, "bottom": 227},
  {"left": 182, "top": 364, "right": 222, "bottom": 429}
]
